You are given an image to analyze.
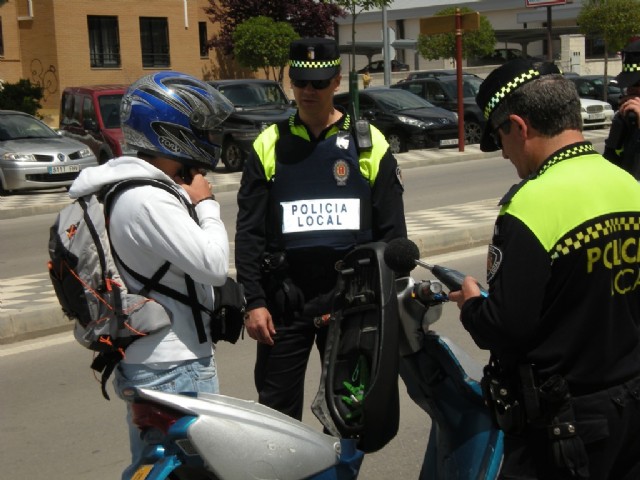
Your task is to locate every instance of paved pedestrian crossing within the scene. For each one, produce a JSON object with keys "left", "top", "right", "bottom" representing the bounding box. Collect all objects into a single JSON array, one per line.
[{"left": 0, "top": 198, "right": 500, "bottom": 314}]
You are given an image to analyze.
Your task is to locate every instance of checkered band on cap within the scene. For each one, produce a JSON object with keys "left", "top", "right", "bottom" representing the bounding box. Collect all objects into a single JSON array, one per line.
[
  {"left": 289, "top": 58, "right": 341, "bottom": 69},
  {"left": 622, "top": 63, "right": 640, "bottom": 73},
  {"left": 484, "top": 68, "right": 540, "bottom": 120}
]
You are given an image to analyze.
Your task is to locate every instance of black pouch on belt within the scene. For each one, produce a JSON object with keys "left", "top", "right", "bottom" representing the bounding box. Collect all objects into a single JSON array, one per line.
[
  {"left": 261, "top": 252, "right": 305, "bottom": 324},
  {"left": 539, "top": 374, "right": 589, "bottom": 479},
  {"left": 481, "top": 357, "right": 526, "bottom": 433}
]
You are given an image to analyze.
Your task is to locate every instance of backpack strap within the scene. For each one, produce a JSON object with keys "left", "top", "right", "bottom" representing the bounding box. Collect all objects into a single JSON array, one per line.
[
  {"left": 78, "top": 196, "right": 109, "bottom": 289},
  {"left": 104, "top": 178, "right": 211, "bottom": 344}
]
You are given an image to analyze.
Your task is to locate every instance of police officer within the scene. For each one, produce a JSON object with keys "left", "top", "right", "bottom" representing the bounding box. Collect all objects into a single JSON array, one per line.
[
  {"left": 235, "top": 37, "right": 406, "bottom": 420},
  {"left": 449, "top": 59, "right": 640, "bottom": 479},
  {"left": 604, "top": 39, "right": 640, "bottom": 178}
]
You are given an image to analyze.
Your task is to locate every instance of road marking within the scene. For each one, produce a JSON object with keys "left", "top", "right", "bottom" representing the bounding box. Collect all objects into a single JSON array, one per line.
[
  {"left": 0, "top": 332, "right": 73, "bottom": 357},
  {"left": 430, "top": 246, "right": 488, "bottom": 264}
]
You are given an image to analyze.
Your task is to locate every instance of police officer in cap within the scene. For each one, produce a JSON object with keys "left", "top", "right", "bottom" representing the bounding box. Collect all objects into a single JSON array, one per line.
[
  {"left": 604, "top": 39, "right": 640, "bottom": 178},
  {"left": 235, "top": 37, "right": 407, "bottom": 420},
  {"left": 449, "top": 59, "right": 640, "bottom": 479}
]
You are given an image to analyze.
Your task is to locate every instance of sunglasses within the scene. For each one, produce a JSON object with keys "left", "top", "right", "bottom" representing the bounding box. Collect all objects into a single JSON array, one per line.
[
  {"left": 292, "top": 78, "right": 334, "bottom": 90},
  {"left": 489, "top": 118, "right": 511, "bottom": 150}
]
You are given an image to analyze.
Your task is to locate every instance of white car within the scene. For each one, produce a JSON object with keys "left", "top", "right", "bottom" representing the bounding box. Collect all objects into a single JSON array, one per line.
[{"left": 580, "top": 98, "right": 614, "bottom": 130}]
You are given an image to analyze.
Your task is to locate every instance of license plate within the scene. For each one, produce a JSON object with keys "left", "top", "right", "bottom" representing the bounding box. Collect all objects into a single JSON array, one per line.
[
  {"left": 131, "top": 465, "right": 153, "bottom": 480},
  {"left": 48, "top": 165, "right": 80, "bottom": 174},
  {"left": 587, "top": 113, "right": 605, "bottom": 121},
  {"left": 440, "top": 138, "right": 459, "bottom": 146}
]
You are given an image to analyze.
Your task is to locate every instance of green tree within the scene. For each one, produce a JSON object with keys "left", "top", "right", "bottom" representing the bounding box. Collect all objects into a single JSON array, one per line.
[
  {"left": 578, "top": 0, "right": 640, "bottom": 91},
  {"left": 0, "top": 79, "right": 44, "bottom": 117},
  {"left": 205, "top": 0, "right": 344, "bottom": 56},
  {"left": 332, "top": 0, "right": 394, "bottom": 71},
  {"left": 233, "top": 16, "right": 299, "bottom": 82},
  {"left": 417, "top": 7, "right": 495, "bottom": 66}
]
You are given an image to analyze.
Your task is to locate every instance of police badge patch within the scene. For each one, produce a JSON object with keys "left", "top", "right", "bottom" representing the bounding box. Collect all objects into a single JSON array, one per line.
[
  {"left": 486, "top": 244, "right": 503, "bottom": 283},
  {"left": 396, "top": 167, "right": 404, "bottom": 187},
  {"left": 333, "top": 159, "right": 349, "bottom": 186}
]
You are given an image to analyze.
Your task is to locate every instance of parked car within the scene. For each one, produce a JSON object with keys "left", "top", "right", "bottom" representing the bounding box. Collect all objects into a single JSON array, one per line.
[
  {"left": 469, "top": 48, "right": 546, "bottom": 66},
  {"left": 0, "top": 110, "right": 98, "bottom": 194},
  {"left": 59, "top": 85, "right": 135, "bottom": 164},
  {"left": 357, "top": 59, "right": 410, "bottom": 74},
  {"left": 400, "top": 69, "right": 480, "bottom": 82},
  {"left": 207, "top": 79, "right": 296, "bottom": 172},
  {"left": 580, "top": 98, "right": 614, "bottom": 129},
  {"left": 569, "top": 75, "right": 623, "bottom": 110},
  {"left": 333, "top": 87, "right": 458, "bottom": 154},
  {"left": 392, "top": 75, "right": 485, "bottom": 145}
]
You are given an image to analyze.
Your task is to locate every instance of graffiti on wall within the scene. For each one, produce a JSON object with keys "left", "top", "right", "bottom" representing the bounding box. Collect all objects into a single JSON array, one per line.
[{"left": 30, "top": 59, "right": 59, "bottom": 101}]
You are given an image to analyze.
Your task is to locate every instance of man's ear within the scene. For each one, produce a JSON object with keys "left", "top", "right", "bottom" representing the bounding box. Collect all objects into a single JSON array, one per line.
[{"left": 510, "top": 114, "right": 529, "bottom": 140}]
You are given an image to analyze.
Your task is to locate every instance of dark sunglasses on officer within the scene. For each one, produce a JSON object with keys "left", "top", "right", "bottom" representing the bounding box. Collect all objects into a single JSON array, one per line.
[{"left": 291, "top": 77, "right": 335, "bottom": 90}]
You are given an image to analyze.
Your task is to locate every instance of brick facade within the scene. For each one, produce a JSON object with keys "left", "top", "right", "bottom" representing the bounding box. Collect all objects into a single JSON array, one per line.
[{"left": 0, "top": 0, "right": 252, "bottom": 121}]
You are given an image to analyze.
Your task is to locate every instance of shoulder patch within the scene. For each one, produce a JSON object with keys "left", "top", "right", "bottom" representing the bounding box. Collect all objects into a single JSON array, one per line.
[
  {"left": 396, "top": 166, "right": 404, "bottom": 187},
  {"left": 486, "top": 244, "right": 503, "bottom": 283}
]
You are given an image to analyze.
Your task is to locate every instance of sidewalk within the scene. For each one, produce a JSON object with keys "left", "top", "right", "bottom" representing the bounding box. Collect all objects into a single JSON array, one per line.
[{"left": 0, "top": 132, "right": 608, "bottom": 343}]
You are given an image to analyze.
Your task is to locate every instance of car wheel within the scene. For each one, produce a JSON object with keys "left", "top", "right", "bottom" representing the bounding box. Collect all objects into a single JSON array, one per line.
[
  {"left": 386, "top": 131, "right": 406, "bottom": 154},
  {"left": 0, "top": 179, "right": 9, "bottom": 196},
  {"left": 464, "top": 120, "right": 483, "bottom": 145},
  {"left": 222, "top": 140, "right": 246, "bottom": 172}
]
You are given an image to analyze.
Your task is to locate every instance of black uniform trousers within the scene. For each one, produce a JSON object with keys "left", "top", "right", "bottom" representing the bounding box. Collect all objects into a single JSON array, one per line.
[
  {"left": 499, "top": 375, "right": 640, "bottom": 479},
  {"left": 254, "top": 251, "right": 340, "bottom": 420},
  {"left": 255, "top": 314, "right": 329, "bottom": 420}
]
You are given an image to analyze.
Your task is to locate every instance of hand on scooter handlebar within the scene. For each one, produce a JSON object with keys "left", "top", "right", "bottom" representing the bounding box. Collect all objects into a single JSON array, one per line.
[{"left": 448, "top": 275, "right": 486, "bottom": 309}]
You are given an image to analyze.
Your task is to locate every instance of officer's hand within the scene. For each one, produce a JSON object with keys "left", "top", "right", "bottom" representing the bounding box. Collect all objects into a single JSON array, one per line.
[
  {"left": 620, "top": 97, "right": 640, "bottom": 129},
  {"left": 448, "top": 276, "right": 482, "bottom": 309},
  {"left": 244, "top": 307, "right": 276, "bottom": 345}
]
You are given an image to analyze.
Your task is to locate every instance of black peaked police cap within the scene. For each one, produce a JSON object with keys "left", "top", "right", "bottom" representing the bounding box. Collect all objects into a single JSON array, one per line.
[
  {"left": 289, "top": 37, "right": 341, "bottom": 81},
  {"left": 616, "top": 40, "right": 640, "bottom": 89},
  {"left": 476, "top": 59, "right": 561, "bottom": 152}
]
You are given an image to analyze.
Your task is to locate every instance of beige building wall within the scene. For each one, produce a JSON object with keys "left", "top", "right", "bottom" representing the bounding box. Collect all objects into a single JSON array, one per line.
[{"left": 0, "top": 0, "right": 252, "bottom": 121}]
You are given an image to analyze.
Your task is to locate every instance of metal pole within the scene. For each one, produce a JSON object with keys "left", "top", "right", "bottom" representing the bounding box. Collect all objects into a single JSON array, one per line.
[
  {"left": 382, "top": 6, "right": 391, "bottom": 86},
  {"left": 546, "top": 6, "right": 553, "bottom": 61},
  {"left": 455, "top": 9, "right": 464, "bottom": 152}
]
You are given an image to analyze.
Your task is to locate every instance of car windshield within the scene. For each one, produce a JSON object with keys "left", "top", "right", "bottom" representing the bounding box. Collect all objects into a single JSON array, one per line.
[
  {"left": 217, "top": 83, "right": 289, "bottom": 108},
  {"left": 441, "top": 77, "right": 483, "bottom": 98},
  {"left": 369, "top": 89, "right": 435, "bottom": 111},
  {"left": 0, "top": 113, "right": 58, "bottom": 141},
  {"left": 588, "top": 78, "right": 622, "bottom": 95},
  {"left": 99, "top": 94, "right": 124, "bottom": 129}
]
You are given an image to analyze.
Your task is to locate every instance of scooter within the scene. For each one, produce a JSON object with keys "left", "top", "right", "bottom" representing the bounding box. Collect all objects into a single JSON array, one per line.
[
  {"left": 124, "top": 241, "right": 502, "bottom": 479},
  {"left": 384, "top": 238, "right": 503, "bottom": 479}
]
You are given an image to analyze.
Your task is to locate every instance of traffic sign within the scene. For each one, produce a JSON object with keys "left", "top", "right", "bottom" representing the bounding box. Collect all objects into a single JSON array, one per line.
[{"left": 420, "top": 12, "right": 479, "bottom": 35}]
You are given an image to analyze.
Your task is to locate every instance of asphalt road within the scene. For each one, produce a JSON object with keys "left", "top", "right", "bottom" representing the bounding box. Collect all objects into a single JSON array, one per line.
[{"left": 0, "top": 248, "right": 489, "bottom": 480}]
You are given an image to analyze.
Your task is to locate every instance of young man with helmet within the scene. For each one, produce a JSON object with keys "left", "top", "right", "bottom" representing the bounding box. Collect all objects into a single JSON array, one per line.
[
  {"left": 604, "top": 39, "right": 640, "bottom": 178},
  {"left": 68, "top": 71, "right": 234, "bottom": 479},
  {"left": 235, "top": 37, "right": 407, "bottom": 421}
]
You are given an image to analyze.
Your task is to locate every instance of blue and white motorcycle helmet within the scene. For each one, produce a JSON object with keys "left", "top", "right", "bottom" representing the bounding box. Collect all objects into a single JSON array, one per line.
[{"left": 120, "top": 71, "right": 234, "bottom": 170}]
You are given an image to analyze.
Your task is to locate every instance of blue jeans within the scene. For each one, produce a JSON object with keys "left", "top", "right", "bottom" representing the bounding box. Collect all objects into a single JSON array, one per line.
[{"left": 114, "top": 356, "right": 219, "bottom": 480}]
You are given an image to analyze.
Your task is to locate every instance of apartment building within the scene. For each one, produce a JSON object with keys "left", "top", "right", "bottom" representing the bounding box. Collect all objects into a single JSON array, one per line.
[{"left": 0, "top": 0, "right": 249, "bottom": 118}]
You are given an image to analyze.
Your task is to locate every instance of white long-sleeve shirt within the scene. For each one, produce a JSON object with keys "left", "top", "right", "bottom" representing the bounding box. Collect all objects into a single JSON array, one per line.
[{"left": 70, "top": 157, "right": 229, "bottom": 365}]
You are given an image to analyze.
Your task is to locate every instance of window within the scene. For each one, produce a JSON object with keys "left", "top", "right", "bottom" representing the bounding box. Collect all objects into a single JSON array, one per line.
[
  {"left": 140, "top": 17, "right": 170, "bottom": 68},
  {"left": 88, "top": 16, "right": 121, "bottom": 68},
  {"left": 199, "top": 22, "right": 208, "bottom": 58}
]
